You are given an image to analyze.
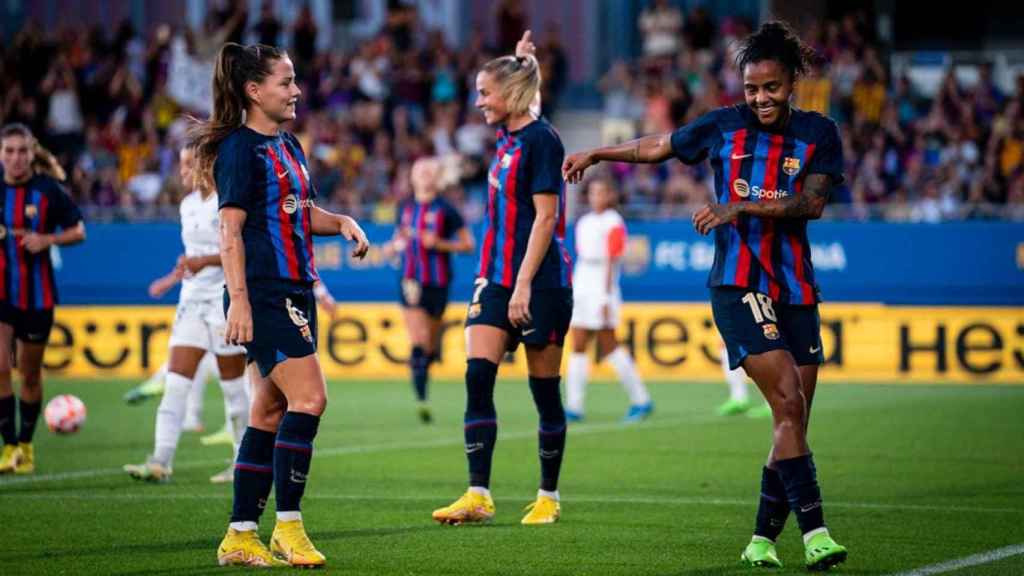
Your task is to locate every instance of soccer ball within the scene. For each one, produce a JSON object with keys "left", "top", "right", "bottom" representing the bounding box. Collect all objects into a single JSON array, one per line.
[{"left": 44, "top": 394, "right": 87, "bottom": 434}]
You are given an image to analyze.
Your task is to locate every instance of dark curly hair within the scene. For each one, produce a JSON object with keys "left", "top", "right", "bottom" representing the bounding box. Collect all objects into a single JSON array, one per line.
[{"left": 735, "top": 20, "right": 819, "bottom": 80}]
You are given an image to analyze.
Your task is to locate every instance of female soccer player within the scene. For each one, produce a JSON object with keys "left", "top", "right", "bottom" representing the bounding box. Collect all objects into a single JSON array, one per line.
[
  {"left": 385, "top": 156, "right": 474, "bottom": 424},
  {"left": 0, "top": 123, "right": 86, "bottom": 475},
  {"left": 564, "top": 177, "right": 652, "bottom": 423},
  {"left": 191, "top": 43, "right": 369, "bottom": 567},
  {"left": 432, "top": 31, "right": 574, "bottom": 526},
  {"left": 123, "top": 144, "right": 251, "bottom": 485},
  {"left": 562, "top": 21, "right": 848, "bottom": 571}
]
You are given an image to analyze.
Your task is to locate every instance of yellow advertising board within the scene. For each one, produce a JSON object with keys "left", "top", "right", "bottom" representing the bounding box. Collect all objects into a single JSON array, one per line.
[{"left": 44, "top": 303, "right": 1024, "bottom": 383}]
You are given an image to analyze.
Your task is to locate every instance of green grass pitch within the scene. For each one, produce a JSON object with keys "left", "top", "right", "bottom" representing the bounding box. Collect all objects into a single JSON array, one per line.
[{"left": 1, "top": 378, "right": 1022, "bottom": 575}]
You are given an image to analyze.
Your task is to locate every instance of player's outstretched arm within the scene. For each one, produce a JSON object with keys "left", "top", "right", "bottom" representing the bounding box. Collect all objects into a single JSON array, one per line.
[
  {"left": 310, "top": 205, "right": 370, "bottom": 259},
  {"left": 692, "top": 173, "right": 831, "bottom": 235},
  {"left": 562, "top": 133, "right": 674, "bottom": 184}
]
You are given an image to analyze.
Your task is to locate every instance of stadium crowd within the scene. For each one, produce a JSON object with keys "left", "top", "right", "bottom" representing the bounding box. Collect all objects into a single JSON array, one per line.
[{"left": 1, "top": 1, "right": 1022, "bottom": 223}]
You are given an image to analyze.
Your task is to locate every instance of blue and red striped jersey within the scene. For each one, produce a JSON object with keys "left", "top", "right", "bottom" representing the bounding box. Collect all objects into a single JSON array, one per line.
[
  {"left": 0, "top": 174, "right": 82, "bottom": 311},
  {"left": 671, "top": 106, "right": 844, "bottom": 305},
  {"left": 478, "top": 118, "right": 572, "bottom": 289},
  {"left": 396, "top": 196, "right": 465, "bottom": 288},
  {"left": 216, "top": 126, "right": 318, "bottom": 285}
]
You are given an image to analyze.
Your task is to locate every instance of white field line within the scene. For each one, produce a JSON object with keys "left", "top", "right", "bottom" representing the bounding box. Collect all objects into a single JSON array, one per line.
[{"left": 887, "top": 543, "right": 1024, "bottom": 575}]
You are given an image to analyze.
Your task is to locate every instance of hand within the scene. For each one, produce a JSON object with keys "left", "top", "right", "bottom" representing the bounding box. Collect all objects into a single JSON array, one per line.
[
  {"left": 183, "top": 256, "right": 206, "bottom": 275},
  {"left": 175, "top": 255, "right": 191, "bottom": 278},
  {"left": 20, "top": 233, "right": 53, "bottom": 254},
  {"left": 420, "top": 231, "right": 438, "bottom": 250},
  {"left": 225, "top": 298, "right": 253, "bottom": 345},
  {"left": 562, "top": 151, "right": 597, "bottom": 184},
  {"left": 339, "top": 215, "right": 370, "bottom": 259},
  {"left": 508, "top": 282, "right": 533, "bottom": 328},
  {"left": 147, "top": 270, "right": 181, "bottom": 299},
  {"left": 515, "top": 30, "right": 535, "bottom": 59},
  {"left": 692, "top": 203, "right": 739, "bottom": 235},
  {"left": 317, "top": 291, "right": 337, "bottom": 318}
]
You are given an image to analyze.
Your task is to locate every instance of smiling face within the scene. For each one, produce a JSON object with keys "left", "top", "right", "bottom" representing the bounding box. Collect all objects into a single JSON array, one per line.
[
  {"left": 742, "top": 59, "right": 794, "bottom": 127},
  {"left": 475, "top": 70, "right": 509, "bottom": 126},
  {"left": 248, "top": 55, "right": 302, "bottom": 123}
]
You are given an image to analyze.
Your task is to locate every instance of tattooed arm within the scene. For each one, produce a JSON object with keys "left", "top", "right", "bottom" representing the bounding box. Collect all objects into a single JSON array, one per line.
[{"left": 692, "top": 173, "right": 832, "bottom": 235}]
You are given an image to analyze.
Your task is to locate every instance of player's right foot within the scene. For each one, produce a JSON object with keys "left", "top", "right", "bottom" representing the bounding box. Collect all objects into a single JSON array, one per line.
[
  {"left": 623, "top": 402, "right": 654, "bottom": 423},
  {"left": 124, "top": 460, "right": 172, "bottom": 483},
  {"left": 521, "top": 494, "right": 560, "bottom": 525},
  {"left": 804, "top": 531, "right": 847, "bottom": 571},
  {"left": 565, "top": 410, "right": 583, "bottom": 423},
  {"left": 217, "top": 528, "right": 283, "bottom": 567},
  {"left": 0, "top": 444, "right": 21, "bottom": 474},
  {"left": 122, "top": 378, "right": 165, "bottom": 405},
  {"left": 271, "top": 519, "right": 326, "bottom": 567},
  {"left": 417, "top": 403, "right": 433, "bottom": 424},
  {"left": 740, "top": 537, "right": 783, "bottom": 568},
  {"left": 14, "top": 443, "right": 34, "bottom": 474},
  {"left": 200, "top": 424, "right": 234, "bottom": 446},
  {"left": 717, "top": 398, "right": 751, "bottom": 416},
  {"left": 432, "top": 489, "right": 495, "bottom": 525}
]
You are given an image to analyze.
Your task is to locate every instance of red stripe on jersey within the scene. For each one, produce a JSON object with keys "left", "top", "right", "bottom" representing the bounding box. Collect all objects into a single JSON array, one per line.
[
  {"left": 266, "top": 147, "right": 301, "bottom": 280},
  {"left": 435, "top": 207, "right": 448, "bottom": 286},
  {"left": 761, "top": 134, "right": 785, "bottom": 299},
  {"left": 37, "top": 194, "right": 53, "bottom": 308},
  {"left": 729, "top": 130, "right": 751, "bottom": 287},
  {"left": 13, "top": 188, "right": 28, "bottom": 309},
  {"left": 280, "top": 144, "right": 319, "bottom": 281},
  {"left": 479, "top": 140, "right": 515, "bottom": 279},
  {"left": 500, "top": 147, "right": 522, "bottom": 287}
]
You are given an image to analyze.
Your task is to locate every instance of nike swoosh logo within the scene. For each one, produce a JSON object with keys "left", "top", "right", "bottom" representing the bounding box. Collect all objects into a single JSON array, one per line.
[
  {"left": 276, "top": 170, "right": 289, "bottom": 179},
  {"left": 522, "top": 328, "right": 536, "bottom": 336},
  {"left": 731, "top": 154, "right": 752, "bottom": 160},
  {"left": 465, "top": 442, "right": 485, "bottom": 454},
  {"left": 809, "top": 345, "right": 821, "bottom": 354}
]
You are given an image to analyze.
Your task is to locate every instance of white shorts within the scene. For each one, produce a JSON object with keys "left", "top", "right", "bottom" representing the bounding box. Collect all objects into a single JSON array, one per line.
[
  {"left": 570, "top": 293, "right": 622, "bottom": 331},
  {"left": 168, "top": 299, "right": 246, "bottom": 356}
]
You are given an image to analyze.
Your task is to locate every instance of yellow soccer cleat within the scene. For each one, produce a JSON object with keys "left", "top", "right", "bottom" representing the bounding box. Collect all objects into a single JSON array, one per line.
[
  {"left": 123, "top": 460, "right": 172, "bottom": 483},
  {"left": 13, "top": 443, "right": 34, "bottom": 474},
  {"left": 0, "top": 444, "right": 20, "bottom": 474},
  {"left": 521, "top": 494, "right": 560, "bottom": 525},
  {"left": 432, "top": 489, "right": 495, "bottom": 525},
  {"left": 217, "top": 528, "right": 283, "bottom": 567},
  {"left": 271, "top": 519, "right": 326, "bottom": 567}
]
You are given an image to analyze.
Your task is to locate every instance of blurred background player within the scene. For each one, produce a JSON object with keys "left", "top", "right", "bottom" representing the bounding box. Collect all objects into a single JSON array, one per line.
[
  {"left": 564, "top": 177, "right": 652, "bottom": 423},
  {"left": 562, "top": 20, "right": 849, "bottom": 572},
  {"left": 201, "top": 43, "right": 369, "bottom": 567},
  {"left": 123, "top": 144, "right": 251, "bottom": 484},
  {"left": 0, "top": 123, "right": 86, "bottom": 475},
  {"left": 432, "top": 31, "right": 573, "bottom": 527},
  {"left": 383, "top": 156, "right": 474, "bottom": 424},
  {"left": 717, "top": 345, "right": 770, "bottom": 417}
]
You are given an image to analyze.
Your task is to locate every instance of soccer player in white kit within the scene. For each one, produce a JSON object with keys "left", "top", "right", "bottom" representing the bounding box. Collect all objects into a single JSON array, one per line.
[
  {"left": 565, "top": 178, "right": 652, "bottom": 422},
  {"left": 124, "top": 145, "right": 251, "bottom": 483}
]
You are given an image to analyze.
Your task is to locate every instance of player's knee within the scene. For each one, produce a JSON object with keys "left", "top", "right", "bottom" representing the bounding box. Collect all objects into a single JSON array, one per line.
[
  {"left": 290, "top": 392, "right": 327, "bottom": 416},
  {"left": 529, "top": 376, "right": 565, "bottom": 424},
  {"left": 465, "top": 358, "right": 498, "bottom": 417},
  {"left": 772, "top": 388, "right": 806, "bottom": 425}
]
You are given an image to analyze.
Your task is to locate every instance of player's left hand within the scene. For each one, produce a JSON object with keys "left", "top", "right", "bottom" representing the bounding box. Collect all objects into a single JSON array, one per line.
[
  {"left": 508, "top": 282, "right": 533, "bottom": 328},
  {"left": 339, "top": 215, "right": 370, "bottom": 259},
  {"left": 20, "top": 232, "right": 53, "bottom": 254},
  {"left": 692, "top": 203, "right": 739, "bottom": 235}
]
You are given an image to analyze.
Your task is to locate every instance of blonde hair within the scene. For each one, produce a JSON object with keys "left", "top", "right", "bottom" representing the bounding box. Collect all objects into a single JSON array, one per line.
[{"left": 480, "top": 54, "right": 541, "bottom": 117}]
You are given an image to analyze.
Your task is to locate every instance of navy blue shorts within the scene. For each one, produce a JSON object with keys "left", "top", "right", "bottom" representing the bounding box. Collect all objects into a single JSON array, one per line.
[
  {"left": 710, "top": 287, "right": 823, "bottom": 370},
  {"left": 0, "top": 302, "right": 54, "bottom": 344},
  {"left": 464, "top": 279, "right": 573, "bottom": 351},
  {"left": 224, "top": 280, "right": 318, "bottom": 377},
  {"left": 398, "top": 279, "right": 450, "bottom": 319}
]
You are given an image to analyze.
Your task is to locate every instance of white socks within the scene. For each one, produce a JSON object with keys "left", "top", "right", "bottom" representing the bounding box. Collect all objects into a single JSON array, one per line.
[
  {"left": 565, "top": 353, "right": 590, "bottom": 414},
  {"left": 803, "top": 527, "right": 830, "bottom": 545},
  {"left": 276, "top": 511, "right": 302, "bottom": 522},
  {"left": 468, "top": 486, "right": 491, "bottom": 498},
  {"left": 607, "top": 347, "right": 649, "bottom": 406},
  {"left": 722, "top": 348, "right": 749, "bottom": 402},
  {"left": 184, "top": 357, "right": 214, "bottom": 429},
  {"left": 229, "top": 521, "right": 258, "bottom": 532},
  {"left": 219, "top": 374, "right": 251, "bottom": 458},
  {"left": 538, "top": 489, "right": 560, "bottom": 501},
  {"left": 152, "top": 372, "right": 193, "bottom": 467}
]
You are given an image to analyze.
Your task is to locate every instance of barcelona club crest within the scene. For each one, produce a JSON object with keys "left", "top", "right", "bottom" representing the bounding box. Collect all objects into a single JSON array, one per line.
[
  {"left": 783, "top": 157, "right": 801, "bottom": 176},
  {"left": 762, "top": 323, "right": 780, "bottom": 341},
  {"left": 285, "top": 297, "right": 313, "bottom": 343},
  {"left": 25, "top": 204, "right": 38, "bottom": 218}
]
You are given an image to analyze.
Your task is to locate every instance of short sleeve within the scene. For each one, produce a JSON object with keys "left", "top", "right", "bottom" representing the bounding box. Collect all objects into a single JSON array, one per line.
[
  {"left": 52, "top": 183, "right": 83, "bottom": 229},
  {"left": 529, "top": 129, "right": 565, "bottom": 196},
  {"left": 670, "top": 111, "right": 719, "bottom": 165},
  {"left": 806, "top": 119, "right": 845, "bottom": 185},
  {"left": 215, "top": 136, "right": 253, "bottom": 210},
  {"left": 443, "top": 202, "right": 465, "bottom": 237}
]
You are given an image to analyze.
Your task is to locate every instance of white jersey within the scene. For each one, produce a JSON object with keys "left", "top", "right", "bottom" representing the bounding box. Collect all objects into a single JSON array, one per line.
[
  {"left": 573, "top": 209, "right": 627, "bottom": 301},
  {"left": 178, "top": 190, "right": 224, "bottom": 302}
]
